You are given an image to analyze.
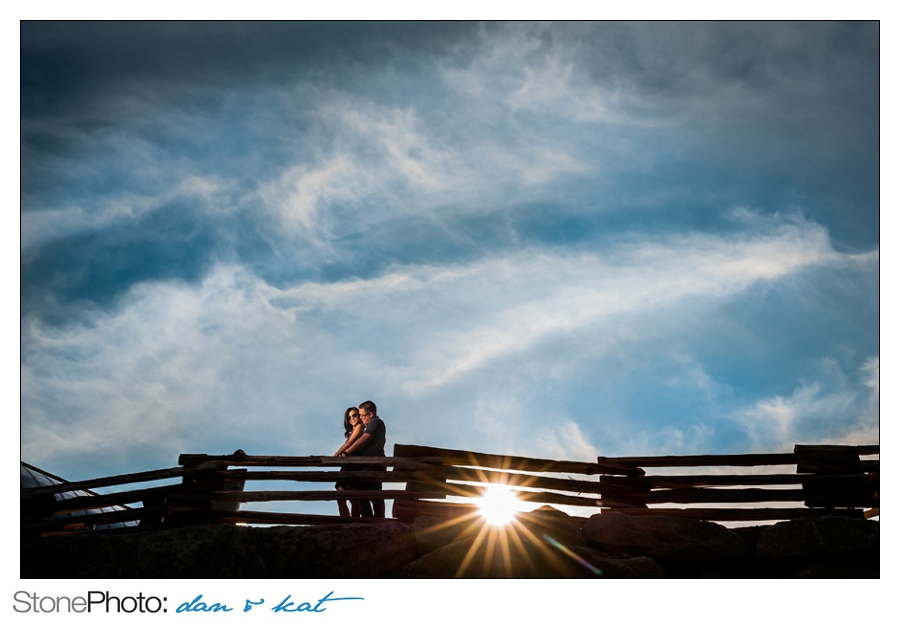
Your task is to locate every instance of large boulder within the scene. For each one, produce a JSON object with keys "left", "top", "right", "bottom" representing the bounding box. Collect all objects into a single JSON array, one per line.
[
  {"left": 756, "top": 516, "right": 879, "bottom": 564},
  {"left": 402, "top": 506, "right": 590, "bottom": 577},
  {"left": 280, "top": 522, "right": 418, "bottom": 578},
  {"left": 529, "top": 546, "right": 667, "bottom": 578},
  {"left": 22, "top": 523, "right": 418, "bottom": 578},
  {"left": 733, "top": 525, "right": 767, "bottom": 552},
  {"left": 583, "top": 512, "right": 749, "bottom": 573},
  {"left": 401, "top": 535, "right": 534, "bottom": 578},
  {"left": 508, "top": 507, "right": 591, "bottom": 576},
  {"left": 412, "top": 515, "right": 486, "bottom": 555},
  {"left": 514, "top": 506, "right": 588, "bottom": 549}
]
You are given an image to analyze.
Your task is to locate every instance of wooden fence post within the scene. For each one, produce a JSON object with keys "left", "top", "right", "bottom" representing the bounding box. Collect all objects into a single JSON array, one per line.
[
  {"left": 795, "top": 445, "right": 877, "bottom": 510},
  {"left": 393, "top": 444, "right": 446, "bottom": 522},
  {"left": 167, "top": 457, "right": 242, "bottom": 527}
]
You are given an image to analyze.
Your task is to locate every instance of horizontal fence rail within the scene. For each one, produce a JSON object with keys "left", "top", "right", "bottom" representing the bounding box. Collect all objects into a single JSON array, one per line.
[
  {"left": 391, "top": 444, "right": 646, "bottom": 477},
  {"left": 390, "top": 443, "right": 879, "bottom": 523},
  {"left": 21, "top": 443, "right": 878, "bottom": 536}
]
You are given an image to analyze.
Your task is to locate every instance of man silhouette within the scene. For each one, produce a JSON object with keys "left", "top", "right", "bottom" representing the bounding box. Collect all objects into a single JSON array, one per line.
[{"left": 343, "top": 400, "right": 387, "bottom": 517}]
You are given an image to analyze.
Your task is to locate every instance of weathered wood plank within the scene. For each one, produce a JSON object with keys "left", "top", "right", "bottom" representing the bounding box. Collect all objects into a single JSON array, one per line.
[
  {"left": 213, "top": 485, "right": 600, "bottom": 507},
  {"left": 217, "top": 466, "right": 613, "bottom": 495},
  {"left": 179, "top": 454, "right": 443, "bottom": 468},
  {"left": 602, "top": 487, "right": 878, "bottom": 506},
  {"left": 395, "top": 443, "right": 643, "bottom": 476},
  {"left": 218, "top": 469, "right": 425, "bottom": 483},
  {"left": 794, "top": 448, "right": 862, "bottom": 474},
  {"left": 438, "top": 466, "right": 607, "bottom": 494},
  {"left": 21, "top": 467, "right": 191, "bottom": 498},
  {"left": 21, "top": 506, "right": 166, "bottom": 533},
  {"left": 802, "top": 478, "right": 878, "bottom": 508},
  {"left": 801, "top": 476, "right": 874, "bottom": 491},
  {"left": 211, "top": 489, "right": 449, "bottom": 503},
  {"left": 804, "top": 496, "right": 878, "bottom": 508},
  {"left": 597, "top": 452, "right": 799, "bottom": 468},
  {"left": 603, "top": 507, "right": 866, "bottom": 521},
  {"left": 794, "top": 444, "right": 878, "bottom": 455},
  {"left": 421, "top": 482, "right": 602, "bottom": 507},
  {"left": 204, "top": 481, "right": 878, "bottom": 508},
  {"left": 22, "top": 484, "right": 187, "bottom": 517},
  {"left": 603, "top": 488, "right": 809, "bottom": 504},
  {"left": 599, "top": 473, "right": 875, "bottom": 488},
  {"left": 181, "top": 508, "right": 396, "bottom": 525}
]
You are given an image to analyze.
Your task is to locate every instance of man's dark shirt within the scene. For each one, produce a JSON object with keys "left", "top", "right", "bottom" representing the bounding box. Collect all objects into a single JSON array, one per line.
[
  {"left": 356, "top": 416, "right": 386, "bottom": 457},
  {"left": 355, "top": 416, "right": 386, "bottom": 517}
]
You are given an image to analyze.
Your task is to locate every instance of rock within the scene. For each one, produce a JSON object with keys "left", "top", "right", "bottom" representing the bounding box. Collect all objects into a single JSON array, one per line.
[
  {"left": 22, "top": 523, "right": 418, "bottom": 579},
  {"left": 529, "top": 545, "right": 667, "bottom": 578},
  {"left": 22, "top": 526, "right": 255, "bottom": 578},
  {"left": 403, "top": 506, "right": 589, "bottom": 577},
  {"left": 733, "top": 525, "right": 767, "bottom": 552},
  {"left": 757, "top": 516, "right": 879, "bottom": 563},
  {"left": 509, "top": 507, "right": 591, "bottom": 576},
  {"left": 583, "top": 512, "right": 749, "bottom": 571},
  {"left": 401, "top": 535, "right": 534, "bottom": 578},
  {"left": 281, "top": 522, "right": 418, "bottom": 578},
  {"left": 791, "top": 564, "right": 879, "bottom": 579},
  {"left": 412, "top": 515, "right": 486, "bottom": 555},
  {"left": 514, "top": 506, "right": 587, "bottom": 549},
  {"left": 29, "top": 514, "right": 877, "bottom": 579},
  {"left": 401, "top": 531, "right": 667, "bottom": 579}
]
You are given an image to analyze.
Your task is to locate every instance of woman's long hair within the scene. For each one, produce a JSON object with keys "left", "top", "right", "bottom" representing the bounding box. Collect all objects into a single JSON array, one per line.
[{"left": 343, "top": 407, "right": 358, "bottom": 439}]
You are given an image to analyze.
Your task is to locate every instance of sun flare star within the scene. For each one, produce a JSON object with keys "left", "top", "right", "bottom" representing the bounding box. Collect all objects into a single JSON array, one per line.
[{"left": 477, "top": 486, "right": 521, "bottom": 526}]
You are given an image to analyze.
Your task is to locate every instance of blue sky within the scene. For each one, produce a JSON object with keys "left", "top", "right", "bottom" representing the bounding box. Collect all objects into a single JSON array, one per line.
[{"left": 20, "top": 22, "right": 879, "bottom": 484}]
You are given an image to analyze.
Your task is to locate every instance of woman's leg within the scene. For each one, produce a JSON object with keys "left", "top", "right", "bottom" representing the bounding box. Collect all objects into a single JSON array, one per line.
[{"left": 336, "top": 487, "right": 350, "bottom": 517}]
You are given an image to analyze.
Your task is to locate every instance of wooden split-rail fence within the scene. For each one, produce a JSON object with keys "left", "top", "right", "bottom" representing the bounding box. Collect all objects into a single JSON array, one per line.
[{"left": 21, "top": 443, "right": 878, "bottom": 537}]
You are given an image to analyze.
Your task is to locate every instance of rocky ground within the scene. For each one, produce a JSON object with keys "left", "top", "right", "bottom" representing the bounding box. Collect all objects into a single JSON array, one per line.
[{"left": 21, "top": 508, "right": 879, "bottom": 578}]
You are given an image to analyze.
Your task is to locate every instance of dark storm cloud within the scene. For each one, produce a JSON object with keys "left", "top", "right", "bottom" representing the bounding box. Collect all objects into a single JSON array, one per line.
[
  {"left": 21, "top": 21, "right": 476, "bottom": 117},
  {"left": 570, "top": 21, "right": 879, "bottom": 248},
  {"left": 22, "top": 21, "right": 879, "bottom": 170},
  {"left": 21, "top": 21, "right": 478, "bottom": 195}
]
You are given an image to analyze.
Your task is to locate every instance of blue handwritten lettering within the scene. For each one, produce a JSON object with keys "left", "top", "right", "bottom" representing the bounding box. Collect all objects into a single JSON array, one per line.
[
  {"left": 176, "top": 595, "right": 233, "bottom": 613},
  {"left": 244, "top": 598, "right": 265, "bottom": 612},
  {"left": 272, "top": 596, "right": 312, "bottom": 613},
  {"left": 271, "top": 592, "right": 364, "bottom": 614}
]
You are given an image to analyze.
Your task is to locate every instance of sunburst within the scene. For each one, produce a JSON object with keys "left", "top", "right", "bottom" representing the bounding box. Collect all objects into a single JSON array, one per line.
[
  {"left": 410, "top": 457, "right": 601, "bottom": 577},
  {"left": 477, "top": 485, "right": 522, "bottom": 526}
]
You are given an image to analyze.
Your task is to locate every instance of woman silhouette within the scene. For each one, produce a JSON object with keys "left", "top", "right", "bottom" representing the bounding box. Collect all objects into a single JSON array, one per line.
[{"left": 334, "top": 406, "right": 364, "bottom": 517}]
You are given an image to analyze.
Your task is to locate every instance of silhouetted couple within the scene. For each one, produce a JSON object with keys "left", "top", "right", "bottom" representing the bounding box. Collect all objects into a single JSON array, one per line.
[{"left": 333, "top": 400, "right": 387, "bottom": 518}]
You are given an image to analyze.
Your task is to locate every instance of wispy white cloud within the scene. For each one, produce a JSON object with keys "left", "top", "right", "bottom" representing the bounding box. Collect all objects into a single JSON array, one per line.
[
  {"left": 22, "top": 27, "right": 680, "bottom": 258},
  {"left": 442, "top": 25, "right": 612, "bottom": 124},
  {"left": 256, "top": 154, "right": 362, "bottom": 237},
  {"left": 819, "top": 356, "right": 879, "bottom": 447},
  {"left": 535, "top": 420, "right": 599, "bottom": 462},
  {"left": 244, "top": 87, "right": 595, "bottom": 250},
  {"left": 508, "top": 51, "right": 610, "bottom": 123},
  {"left": 733, "top": 357, "right": 878, "bottom": 451},
  {"left": 390, "top": 219, "right": 853, "bottom": 388},
  {"left": 21, "top": 215, "right": 875, "bottom": 471},
  {"left": 21, "top": 173, "right": 233, "bottom": 250},
  {"left": 739, "top": 382, "right": 847, "bottom": 447},
  {"left": 333, "top": 104, "right": 453, "bottom": 191}
]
